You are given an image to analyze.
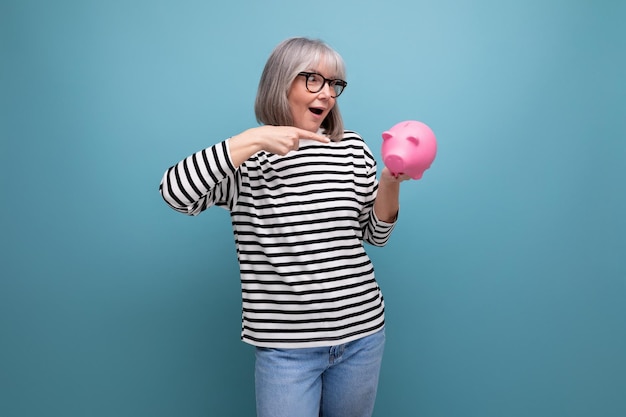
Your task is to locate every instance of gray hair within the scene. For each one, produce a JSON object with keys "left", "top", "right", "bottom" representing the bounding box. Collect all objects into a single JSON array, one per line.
[{"left": 254, "top": 37, "right": 346, "bottom": 141}]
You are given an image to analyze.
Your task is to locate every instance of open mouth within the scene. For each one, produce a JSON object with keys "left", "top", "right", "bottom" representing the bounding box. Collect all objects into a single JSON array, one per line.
[{"left": 309, "top": 107, "right": 324, "bottom": 115}]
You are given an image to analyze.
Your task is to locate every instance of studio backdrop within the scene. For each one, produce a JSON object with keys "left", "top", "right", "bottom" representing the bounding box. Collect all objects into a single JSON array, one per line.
[{"left": 2, "top": 1, "right": 624, "bottom": 416}]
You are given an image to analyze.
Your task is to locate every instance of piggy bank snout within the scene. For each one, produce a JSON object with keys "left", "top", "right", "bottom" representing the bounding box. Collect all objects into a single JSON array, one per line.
[
  {"left": 383, "top": 154, "right": 406, "bottom": 174},
  {"left": 382, "top": 142, "right": 429, "bottom": 179}
]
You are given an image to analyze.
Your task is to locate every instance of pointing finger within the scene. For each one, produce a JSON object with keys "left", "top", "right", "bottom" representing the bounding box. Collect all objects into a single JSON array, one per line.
[{"left": 297, "top": 129, "right": 330, "bottom": 143}]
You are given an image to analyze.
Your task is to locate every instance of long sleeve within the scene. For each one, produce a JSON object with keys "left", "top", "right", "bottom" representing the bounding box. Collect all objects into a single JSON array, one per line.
[
  {"left": 358, "top": 146, "right": 397, "bottom": 247},
  {"left": 159, "top": 140, "right": 240, "bottom": 215},
  {"left": 363, "top": 207, "right": 397, "bottom": 247}
]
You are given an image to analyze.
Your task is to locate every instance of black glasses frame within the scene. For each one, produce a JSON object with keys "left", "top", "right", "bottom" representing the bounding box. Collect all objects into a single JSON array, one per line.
[{"left": 297, "top": 72, "right": 347, "bottom": 98}]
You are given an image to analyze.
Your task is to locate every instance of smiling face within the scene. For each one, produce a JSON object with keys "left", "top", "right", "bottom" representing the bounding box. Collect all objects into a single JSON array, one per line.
[{"left": 287, "top": 59, "right": 337, "bottom": 134}]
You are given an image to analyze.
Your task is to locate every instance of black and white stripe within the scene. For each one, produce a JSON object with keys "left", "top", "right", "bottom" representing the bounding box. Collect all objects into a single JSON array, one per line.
[{"left": 160, "top": 131, "right": 396, "bottom": 348}]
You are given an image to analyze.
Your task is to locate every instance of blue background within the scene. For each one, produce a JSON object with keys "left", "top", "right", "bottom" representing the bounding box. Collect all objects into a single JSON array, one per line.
[{"left": 2, "top": 0, "right": 625, "bottom": 416}]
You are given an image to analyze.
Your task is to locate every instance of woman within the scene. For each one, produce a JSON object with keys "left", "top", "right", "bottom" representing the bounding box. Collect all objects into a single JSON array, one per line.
[{"left": 159, "top": 37, "right": 410, "bottom": 417}]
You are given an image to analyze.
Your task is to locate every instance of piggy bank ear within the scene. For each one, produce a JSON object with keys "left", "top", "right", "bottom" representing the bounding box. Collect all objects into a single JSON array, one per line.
[
  {"left": 407, "top": 135, "right": 420, "bottom": 145},
  {"left": 382, "top": 131, "right": 393, "bottom": 141}
]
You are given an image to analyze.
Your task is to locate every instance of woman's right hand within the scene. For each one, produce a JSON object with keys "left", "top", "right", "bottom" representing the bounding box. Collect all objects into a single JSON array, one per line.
[{"left": 228, "top": 126, "right": 330, "bottom": 167}]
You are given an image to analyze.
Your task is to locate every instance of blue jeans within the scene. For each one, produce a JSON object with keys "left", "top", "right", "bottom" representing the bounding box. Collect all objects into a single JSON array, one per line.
[{"left": 254, "top": 328, "right": 385, "bottom": 417}]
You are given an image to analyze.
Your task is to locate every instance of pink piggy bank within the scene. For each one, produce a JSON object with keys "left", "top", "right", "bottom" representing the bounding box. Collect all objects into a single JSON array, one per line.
[{"left": 381, "top": 120, "right": 437, "bottom": 179}]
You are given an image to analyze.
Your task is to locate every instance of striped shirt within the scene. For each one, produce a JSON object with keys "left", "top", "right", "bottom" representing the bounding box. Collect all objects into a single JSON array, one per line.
[{"left": 159, "top": 130, "right": 396, "bottom": 348}]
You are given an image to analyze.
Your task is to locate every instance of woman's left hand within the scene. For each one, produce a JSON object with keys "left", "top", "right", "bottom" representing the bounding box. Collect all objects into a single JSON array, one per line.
[{"left": 379, "top": 167, "right": 411, "bottom": 184}]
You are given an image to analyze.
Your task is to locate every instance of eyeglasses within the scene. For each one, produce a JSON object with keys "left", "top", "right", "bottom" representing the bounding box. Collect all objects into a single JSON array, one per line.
[{"left": 297, "top": 72, "right": 347, "bottom": 98}]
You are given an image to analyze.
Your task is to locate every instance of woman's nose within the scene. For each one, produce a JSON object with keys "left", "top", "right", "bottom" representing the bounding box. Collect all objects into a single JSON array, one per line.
[{"left": 318, "top": 81, "right": 333, "bottom": 98}]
